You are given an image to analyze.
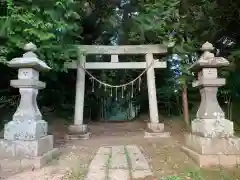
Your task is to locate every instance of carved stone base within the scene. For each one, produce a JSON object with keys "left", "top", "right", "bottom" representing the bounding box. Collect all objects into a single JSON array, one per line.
[
  {"left": 68, "top": 124, "right": 88, "bottom": 134},
  {"left": 191, "top": 118, "right": 234, "bottom": 138},
  {"left": 0, "top": 148, "right": 59, "bottom": 174},
  {"left": 146, "top": 123, "right": 164, "bottom": 133},
  {"left": 144, "top": 123, "right": 170, "bottom": 138},
  {"left": 0, "top": 135, "right": 54, "bottom": 158},
  {"left": 0, "top": 135, "right": 59, "bottom": 172},
  {"left": 4, "top": 120, "right": 48, "bottom": 141},
  {"left": 67, "top": 124, "right": 91, "bottom": 140},
  {"left": 144, "top": 131, "right": 170, "bottom": 138},
  {"left": 182, "top": 133, "right": 240, "bottom": 167},
  {"left": 67, "top": 132, "right": 91, "bottom": 140}
]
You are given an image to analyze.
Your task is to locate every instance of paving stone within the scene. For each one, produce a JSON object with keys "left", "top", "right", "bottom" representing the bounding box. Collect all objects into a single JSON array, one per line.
[
  {"left": 109, "top": 152, "right": 128, "bottom": 169},
  {"left": 126, "top": 145, "right": 150, "bottom": 170},
  {"left": 88, "top": 154, "right": 109, "bottom": 170},
  {"left": 85, "top": 169, "right": 106, "bottom": 180},
  {"left": 132, "top": 170, "right": 153, "bottom": 179},
  {"left": 108, "top": 169, "right": 129, "bottom": 180},
  {"left": 111, "top": 145, "right": 125, "bottom": 154},
  {"left": 85, "top": 145, "right": 153, "bottom": 180},
  {"left": 97, "top": 146, "right": 112, "bottom": 155},
  {"left": 126, "top": 145, "right": 141, "bottom": 154}
]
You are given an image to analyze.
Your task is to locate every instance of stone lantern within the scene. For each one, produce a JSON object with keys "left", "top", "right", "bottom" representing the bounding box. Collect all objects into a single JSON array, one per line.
[
  {"left": 182, "top": 42, "right": 240, "bottom": 167},
  {"left": 0, "top": 43, "right": 58, "bottom": 170}
]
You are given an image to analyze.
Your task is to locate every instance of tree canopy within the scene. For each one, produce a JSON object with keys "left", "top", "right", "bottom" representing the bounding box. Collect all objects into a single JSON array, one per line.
[{"left": 1, "top": 0, "right": 240, "bottom": 124}]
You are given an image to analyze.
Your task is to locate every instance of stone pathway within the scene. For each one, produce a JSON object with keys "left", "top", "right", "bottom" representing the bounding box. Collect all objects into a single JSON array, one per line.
[{"left": 85, "top": 145, "right": 153, "bottom": 180}]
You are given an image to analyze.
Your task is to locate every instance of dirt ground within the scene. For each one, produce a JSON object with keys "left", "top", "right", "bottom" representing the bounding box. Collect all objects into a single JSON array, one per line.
[{"left": 1, "top": 117, "right": 240, "bottom": 180}]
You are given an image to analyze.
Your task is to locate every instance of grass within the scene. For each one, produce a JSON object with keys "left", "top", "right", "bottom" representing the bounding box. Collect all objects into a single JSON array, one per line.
[
  {"left": 105, "top": 148, "right": 112, "bottom": 180},
  {"left": 159, "top": 168, "right": 234, "bottom": 180},
  {"left": 124, "top": 145, "right": 133, "bottom": 180}
]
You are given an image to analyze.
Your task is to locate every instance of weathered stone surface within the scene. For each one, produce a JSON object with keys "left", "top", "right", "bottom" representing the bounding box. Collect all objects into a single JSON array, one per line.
[
  {"left": 4, "top": 120, "right": 48, "bottom": 140},
  {"left": 88, "top": 154, "right": 109, "bottom": 170},
  {"left": 182, "top": 42, "right": 240, "bottom": 168},
  {"left": 111, "top": 145, "right": 125, "bottom": 155},
  {"left": 219, "top": 155, "right": 237, "bottom": 167},
  {"left": 181, "top": 146, "right": 219, "bottom": 167},
  {"left": 85, "top": 145, "right": 153, "bottom": 180},
  {"left": 196, "top": 87, "right": 225, "bottom": 120},
  {"left": 8, "top": 43, "right": 51, "bottom": 71},
  {"left": 85, "top": 169, "right": 106, "bottom": 180},
  {"left": 182, "top": 145, "right": 240, "bottom": 168},
  {"left": 191, "top": 118, "right": 234, "bottom": 138},
  {"left": 97, "top": 146, "right": 111, "bottom": 155},
  {"left": 147, "top": 123, "right": 164, "bottom": 133},
  {"left": 10, "top": 79, "right": 46, "bottom": 89},
  {"left": 20, "top": 148, "right": 59, "bottom": 169},
  {"left": 126, "top": 145, "right": 150, "bottom": 170},
  {"left": 0, "top": 148, "right": 59, "bottom": 173},
  {"left": 185, "top": 133, "right": 240, "bottom": 155},
  {"left": 0, "top": 135, "right": 53, "bottom": 158},
  {"left": 0, "top": 43, "right": 56, "bottom": 173},
  {"left": 68, "top": 124, "right": 88, "bottom": 134},
  {"left": 126, "top": 145, "right": 141, "bottom": 154},
  {"left": 193, "top": 78, "right": 225, "bottom": 87},
  {"left": 0, "top": 140, "right": 15, "bottom": 157},
  {"left": 189, "top": 42, "right": 229, "bottom": 71},
  {"left": 132, "top": 170, "right": 153, "bottom": 179},
  {"left": 67, "top": 125, "right": 91, "bottom": 140},
  {"left": 201, "top": 68, "right": 217, "bottom": 79},
  {"left": 189, "top": 42, "right": 232, "bottom": 137},
  {"left": 85, "top": 150, "right": 109, "bottom": 180},
  {"left": 109, "top": 152, "right": 128, "bottom": 169},
  {"left": 66, "top": 132, "right": 91, "bottom": 140},
  {"left": 144, "top": 131, "right": 171, "bottom": 138},
  {"left": 108, "top": 169, "right": 129, "bottom": 180},
  {"left": 18, "top": 68, "right": 39, "bottom": 80}
]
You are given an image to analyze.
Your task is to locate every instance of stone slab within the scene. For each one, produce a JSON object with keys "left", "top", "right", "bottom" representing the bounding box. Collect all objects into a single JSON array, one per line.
[
  {"left": 109, "top": 152, "right": 128, "bottom": 169},
  {"left": 88, "top": 154, "right": 110, "bottom": 170},
  {"left": 132, "top": 170, "right": 153, "bottom": 179},
  {"left": 193, "top": 78, "right": 226, "bottom": 87},
  {"left": 84, "top": 169, "right": 106, "bottom": 180},
  {"left": 111, "top": 145, "right": 125, "bottom": 155},
  {"left": 0, "top": 135, "right": 53, "bottom": 158},
  {"left": 108, "top": 169, "right": 129, "bottom": 180},
  {"left": 144, "top": 131, "right": 171, "bottom": 138},
  {"left": 0, "top": 148, "right": 59, "bottom": 173},
  {"left": 126, "top": 145, "right": 150, "bottom": 170},
  {"left": 97, "top": 147, "right": 112, "bottom": 155},
  {"left": 191, "top": 118, "right": 234, "bottom": 138},
  {"left": 66, "top": 132, "right": 91, "bottom": 140},
  {"left": 181, "top": 146, "right": 239, "bottom": 167},
  {"left": 10, "top": 79, "right": 46, "bottom": 89},
  {"left": 184, "top": 133, "right": 240, "bottom": 155},
  {"left": 85, "top": 145, "right": 153, "bottom": 180},
  {"left": 4, "top": 120, "right": 48, "bottom": 140}
]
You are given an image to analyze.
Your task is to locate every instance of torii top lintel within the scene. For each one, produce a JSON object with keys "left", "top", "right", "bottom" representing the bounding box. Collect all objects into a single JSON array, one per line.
[
  {"left": 65, "top": 44, "right": 168, "bottom": 69},
  {"left": 77, "top": 44, "right": 168, "bottom": 55}
]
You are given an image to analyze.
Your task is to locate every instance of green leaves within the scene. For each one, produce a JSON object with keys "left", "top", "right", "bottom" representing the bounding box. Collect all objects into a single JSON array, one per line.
[
  {"left": 0, "top": 0, "right": 83, "bottom": 69},
  {"left": 130, "top": 0, "right": 181, "bottom": 43}
]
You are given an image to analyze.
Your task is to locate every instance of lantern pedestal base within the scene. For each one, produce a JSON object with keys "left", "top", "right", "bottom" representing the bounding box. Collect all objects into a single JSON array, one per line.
[{"left": 182, "top": 133, "right": 240, "bottom": 167}]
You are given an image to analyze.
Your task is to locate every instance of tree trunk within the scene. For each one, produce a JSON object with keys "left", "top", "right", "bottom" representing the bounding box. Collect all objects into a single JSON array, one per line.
[{"left": 182, "top": 83, "right": 190, "bottom": 129}]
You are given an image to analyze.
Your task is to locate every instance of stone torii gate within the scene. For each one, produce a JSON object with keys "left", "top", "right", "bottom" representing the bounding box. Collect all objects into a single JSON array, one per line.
[{"left": 65, "top": 44, "right": 170, "bottom": 139}]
